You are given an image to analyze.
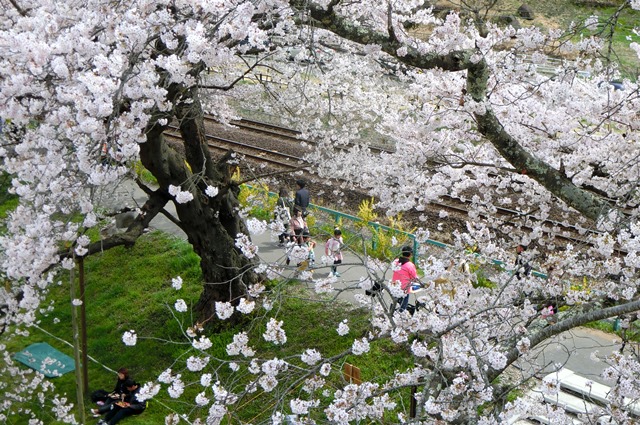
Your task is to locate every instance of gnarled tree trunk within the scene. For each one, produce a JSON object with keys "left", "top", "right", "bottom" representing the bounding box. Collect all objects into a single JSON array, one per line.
[{"left": 139, "top": 88, "right": 260, "bottom": 323}]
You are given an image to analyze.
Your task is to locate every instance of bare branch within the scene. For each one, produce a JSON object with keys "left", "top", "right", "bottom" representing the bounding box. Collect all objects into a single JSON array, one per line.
[
  {"left": 8, "top": 0, "right": 27, "bottom": 16},
  {"left": 199, "top": 54, "right": 279, "bottom": 91},
  {"left": 490, "top": 298, "right": 640, "bottom": 381},
  {"left": 59, "top": 187, "right": 170, "bottom": 260}
]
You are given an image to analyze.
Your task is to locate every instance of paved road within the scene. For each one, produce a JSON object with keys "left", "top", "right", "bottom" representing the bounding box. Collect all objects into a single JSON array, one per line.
[
  {"left": 103, "top": 180, "right": 625, "bottom": 386},
  {"left": 518, "top": 326, "right": 622, "bottom": 385}
]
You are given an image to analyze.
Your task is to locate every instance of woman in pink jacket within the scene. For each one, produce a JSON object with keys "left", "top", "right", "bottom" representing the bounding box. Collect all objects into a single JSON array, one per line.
[{"left": 392, "top": 246, "right": 419, "bottom": 312}]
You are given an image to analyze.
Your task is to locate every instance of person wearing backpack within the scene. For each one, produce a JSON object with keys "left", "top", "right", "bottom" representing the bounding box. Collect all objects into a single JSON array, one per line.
[
  {"left": 325, "top": 228, "right": 343, "bottom": 277},
  {"left": 274, "top": 187, "right": 293, "bottom": 245},
  {"left": 392, "top": 246, "right": 419, "bottom": 313}
]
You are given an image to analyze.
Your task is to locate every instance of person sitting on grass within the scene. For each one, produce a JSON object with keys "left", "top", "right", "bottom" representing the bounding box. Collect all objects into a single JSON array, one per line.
[
  {"left": 98, "top": 379, "right": 146, "bottom": 425},
  {"left": 90, "top": 367, "right": 130, "bottom": 418}
]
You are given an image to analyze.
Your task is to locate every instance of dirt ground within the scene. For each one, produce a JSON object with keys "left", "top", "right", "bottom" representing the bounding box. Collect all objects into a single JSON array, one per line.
[{"left": 434, "top": 0, "right": 623, "bottom": 26}]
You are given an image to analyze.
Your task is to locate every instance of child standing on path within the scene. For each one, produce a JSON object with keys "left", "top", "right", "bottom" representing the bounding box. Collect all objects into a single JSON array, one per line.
[
  {"left": 325, "top": 228, "right": 343, "bottom": 277},
  {"left": 302, "top": 229, "right": 316, "bottom": 268}
]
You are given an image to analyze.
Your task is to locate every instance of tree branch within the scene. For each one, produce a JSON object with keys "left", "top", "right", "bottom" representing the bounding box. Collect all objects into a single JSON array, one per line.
[
  {"left": 489, "top": 298, "right": 640, "bottom": 381},
  {"left": 289, "top": 0, "right": 614, "bottom": 222},
  {"left": 199, "top": 55, "right": 278, "bottom": 90},
  {"left": 386, "top": 1, "right": 397, "bottom": 42},
  {"left": 59, "top": 187, "right": 170, "bottom": 260},
  {"left": 8, "top": 0, "right": 27, "bottom": 16},
  {"left": 466, "top": 59, "right": 612, "bottom": 222}
]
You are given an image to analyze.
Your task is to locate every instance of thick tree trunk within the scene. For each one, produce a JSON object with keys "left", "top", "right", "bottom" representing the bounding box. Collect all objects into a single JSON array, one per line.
[
  {"left": 173, "top": 179, "right": 260, "bottom": 323},
  {"left": 138, "top": 87, "right": 259, "bottom": 323}
]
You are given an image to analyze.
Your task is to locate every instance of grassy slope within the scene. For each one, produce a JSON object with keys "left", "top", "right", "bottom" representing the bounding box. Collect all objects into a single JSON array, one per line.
[
  {"left": 2, "top": 232, "right": 204, "bottom": 424},
  {"left": 1, "top": 230, "right": 415, "bottom": 424}
]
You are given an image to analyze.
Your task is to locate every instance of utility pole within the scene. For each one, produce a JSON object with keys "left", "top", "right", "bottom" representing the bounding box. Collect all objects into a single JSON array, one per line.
[
  {"left": 70, "top": 260, "right": 86, "bottom": 424},
  {"left": 78, "top": 257, "right": 89, "bottom": 393},
  {"left": 410, "top": 385, "right": 417, "bottom": 418}
]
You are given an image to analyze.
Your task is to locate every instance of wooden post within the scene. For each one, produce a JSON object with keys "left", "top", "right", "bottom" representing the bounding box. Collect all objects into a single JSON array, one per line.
[
  {"left": 352, "top": 365, "right": 361, "bottom": 384},
  {"left": 70, "top": 262, "right": 86, "bottom": 424},
  {"left": 410, "top": 385, "right": 417, "bottom": 418},
  {"left": 78, "top": 257, "right": 89, "bottom": 393},
  {"left": 343, "top": 363, "right": 352, "bottom": 382}
]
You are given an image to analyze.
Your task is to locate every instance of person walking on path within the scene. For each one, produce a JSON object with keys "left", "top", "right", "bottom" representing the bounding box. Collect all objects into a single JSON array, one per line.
[
  {"left": 288, "top": 209, "right": 307, "bottom": 245},
  {"left": 325, "top": 228, "right": 344, "bottom": 277},
  {"left": 514, "top": 244, "right": 532, "bottom": 280},
  {"left": 286, "top": 210, "right": 307, "bottom": 266},
  {"left": 293, "top": 179, "right": 310, "bottom": 216},
  {"left": 98, "top": 380, "right": 146, "bottom": 425},
  {"left": 274, "top": 187, "right": 293, "bottom": 245},
  {"left": 392, "top": 246, "right": 419, "bottom": 313}
]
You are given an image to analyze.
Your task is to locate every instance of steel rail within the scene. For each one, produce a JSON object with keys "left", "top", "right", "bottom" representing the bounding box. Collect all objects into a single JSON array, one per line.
[
  {"left": 169, "top": 119, "right": 617, "bottom": 253},
  {"left": 164, "top": 128, "right": 307, "bottom": 170}
]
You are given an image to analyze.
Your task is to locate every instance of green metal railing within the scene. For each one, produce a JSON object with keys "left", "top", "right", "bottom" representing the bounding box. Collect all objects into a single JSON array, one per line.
[
  {"left": 244, "top": 184, "right": 547, "bottom": 279},
  {"left": 311, "top": 203, "right": 546, "bottom": 279}
]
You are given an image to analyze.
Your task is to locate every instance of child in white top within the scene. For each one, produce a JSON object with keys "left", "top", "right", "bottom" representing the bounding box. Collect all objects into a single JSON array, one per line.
[{"left": 325, "top": 228, "right": 343, "bottom": 277}]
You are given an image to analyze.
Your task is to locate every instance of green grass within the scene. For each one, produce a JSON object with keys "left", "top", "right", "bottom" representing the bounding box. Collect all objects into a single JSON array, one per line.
[
  {"left": 540, "top": 0, "right": 640, "bottom": 77},
  {"left": 571, "top": 3, "right": 640, "bottom": 76},
  {"left": 0, "top": 172, "right": 18, "bottom": 220},
  {"left": 1, "top": 231, "right": 204, "bottom": 424},
  {"left": 448, "top": 0, "right": 640, "bottom": 78},
  {"left": 0, "top": 229, "right": 420, "bottom": 424}
]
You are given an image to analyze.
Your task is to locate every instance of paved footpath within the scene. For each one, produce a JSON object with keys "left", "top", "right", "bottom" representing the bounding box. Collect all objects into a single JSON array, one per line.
[{"left": 106, "top": 180, "right": 625, "bottom": 386}]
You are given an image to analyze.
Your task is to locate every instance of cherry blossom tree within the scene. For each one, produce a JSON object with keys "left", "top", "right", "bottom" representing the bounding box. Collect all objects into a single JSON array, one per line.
[
  {"left": 264, "top": 0, "right": 640, "bottom": 423},
  {"left": 0, "top": 0, "right": 297, "bottom": 322},
  {"left": 3, "top": 0, "right": 640, "bottom": 423}
]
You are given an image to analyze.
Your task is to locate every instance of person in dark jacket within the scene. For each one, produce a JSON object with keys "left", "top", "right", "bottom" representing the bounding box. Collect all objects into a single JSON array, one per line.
[
  {"left": 514, "top": 244, "right": 532, "bottom": 279},
  {"left": 293, "top": 179, "right": 310, "bottom": 216},
  {"left": 98, "top": 380, "right": 146, "bottom": 425},
  {"left": 91, "top": 367, "right": 131, "bottom": 417}
]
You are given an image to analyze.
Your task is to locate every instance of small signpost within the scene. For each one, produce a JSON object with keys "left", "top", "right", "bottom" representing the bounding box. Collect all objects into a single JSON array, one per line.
[{"left": 343, "top": 363, "right": 361, "bottom": 384}]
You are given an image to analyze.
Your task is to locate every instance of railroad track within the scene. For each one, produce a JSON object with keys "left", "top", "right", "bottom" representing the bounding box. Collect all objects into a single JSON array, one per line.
[
  {"left": 227, "top": 118, "right": 610, "bottom": 248},
  {"left": 164, "top": 125, "right": 308, "bottom": 171},
  {"left": 204, "top": 114, "right": 394, "bottom": 155},
  {"left": 170, "top": 116, "right": 609, "bottom": 251},
  {"left": 435, "top": 195, "right": 599, "bottom": 247},
  {"left": 230, "top": 117, "right": 302, "bottom": 141}
]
